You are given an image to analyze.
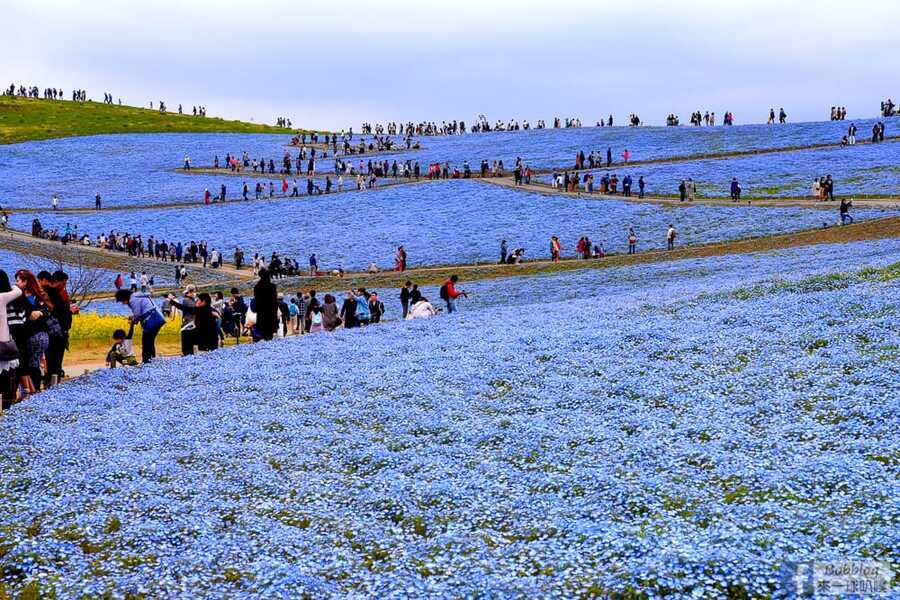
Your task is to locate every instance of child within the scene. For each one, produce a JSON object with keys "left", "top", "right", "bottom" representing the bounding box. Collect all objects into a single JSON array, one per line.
[{"left": 106, "top": 323, "right": 138, "bottom": 368}]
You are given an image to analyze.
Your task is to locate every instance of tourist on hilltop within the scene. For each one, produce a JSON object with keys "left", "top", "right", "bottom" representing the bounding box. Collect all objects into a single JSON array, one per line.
[
  {"left": 627, "top": 228, "right": 638, "bottom": 255},
  {"left": 440, "top": 275, "right": 468, "bottom": 314},
  {"left": 779, "top": 108, "right": 787, "bottom": 124},
  {"left": 679, "top": 180, "right": 687, "bottom": 202},
  {"left": 622, "top": 149, "right": 630, "bottom": 164},
  {"left": 606, "top": 147, "right": 612, "bottom": 167},
  {"left": 638, "top": 176, "right": 645, "bottom": 199},
  {"left": 666, "top": 225, "right": 678, "bottom": 251},
  {"left": 730, "top": 178, "right": 741, "bottom": 202},
  {"left": 252, "top": 268, "right": 278, "bottom": 342},
  {"left": 839, "top": 199, "right": 854, "bottom": 225},
  {"left": 687, "top": 178, "right": 697, "bottom": 201},
  {"left": 51, "top": 194, "right": 59, "bottom": 210},
  {"left": 113, "top": 288, "right": 166, "bottom": 364},
  {"left": 95, "top": 192, "right": 102, "bottom": 210},
  {"left": 847, "top": 123, "right": 857, "bottom": 145},
  {"left": 767, "top": 108, "right": 776, "bottom": 124},
  {"left": 500, "top": 240, "right": 508, "bottom": 264}
]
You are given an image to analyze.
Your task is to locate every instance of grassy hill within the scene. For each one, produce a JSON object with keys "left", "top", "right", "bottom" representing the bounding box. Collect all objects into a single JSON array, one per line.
[{"left": 0, "top": 96, "right": 310, "bottom": 144}]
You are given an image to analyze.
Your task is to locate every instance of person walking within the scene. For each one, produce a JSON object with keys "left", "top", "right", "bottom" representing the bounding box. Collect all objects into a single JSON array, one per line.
[
  {"left": 439, "top": 275, "right": 468, "bottom": 314},
  {"left": 839, "top": 198, "right": 854, "bottom": 225}
]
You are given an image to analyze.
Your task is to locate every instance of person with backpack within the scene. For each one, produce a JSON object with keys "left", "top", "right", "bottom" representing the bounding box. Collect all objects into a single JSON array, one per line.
[
  {"left": 440, "top": 275, "right": 468, "bottom": 314},
  {"left": 628, "top": 228, "right": 638, "bottom": 255}
]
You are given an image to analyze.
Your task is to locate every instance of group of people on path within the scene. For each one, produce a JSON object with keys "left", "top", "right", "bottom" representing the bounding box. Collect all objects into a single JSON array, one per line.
[{"left": 111, "top": 271, "right": 468, "bottom": 366}]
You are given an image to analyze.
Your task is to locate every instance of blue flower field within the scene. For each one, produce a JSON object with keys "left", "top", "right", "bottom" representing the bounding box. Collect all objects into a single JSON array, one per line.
[{"left": 1, "top": 240, "right": 897, "bottom": 598}]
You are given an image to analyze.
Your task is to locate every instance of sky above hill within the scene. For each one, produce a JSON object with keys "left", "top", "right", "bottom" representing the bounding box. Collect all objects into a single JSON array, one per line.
[{"left": 5, "top": 0, "right": 900, "bottom": 130}]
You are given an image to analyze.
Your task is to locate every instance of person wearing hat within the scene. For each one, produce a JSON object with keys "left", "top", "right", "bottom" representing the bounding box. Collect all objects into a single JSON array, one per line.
[{"left": 174, "top": 284, "right": 197, "bottom": 355}]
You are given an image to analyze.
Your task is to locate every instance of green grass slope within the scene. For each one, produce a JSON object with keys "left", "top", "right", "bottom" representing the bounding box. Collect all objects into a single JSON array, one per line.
[{"left": 0, "top": 97, "right": 310, "bottom": 144}]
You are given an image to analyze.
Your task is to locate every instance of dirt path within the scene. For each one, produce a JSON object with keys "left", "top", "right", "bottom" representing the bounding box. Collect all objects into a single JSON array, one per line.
[{"left": 476, "top": 176, "right": 900, "bottom": 210}]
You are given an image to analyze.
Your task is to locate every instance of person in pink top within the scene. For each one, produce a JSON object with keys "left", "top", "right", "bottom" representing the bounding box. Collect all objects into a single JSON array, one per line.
[{"left": 622, "top": 149, "right": 631, "bottom": 164}]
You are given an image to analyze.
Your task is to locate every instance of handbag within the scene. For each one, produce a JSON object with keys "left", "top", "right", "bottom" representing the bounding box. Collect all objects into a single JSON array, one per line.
[
  {"left": 141, "top": 308, "right": 166, "bottom": 332},
  {"left": 0, "top": 340, "right": 19, "bottom": 362},
  {"left": 46, "top": 315, "right": 64, "bottom": 338}
]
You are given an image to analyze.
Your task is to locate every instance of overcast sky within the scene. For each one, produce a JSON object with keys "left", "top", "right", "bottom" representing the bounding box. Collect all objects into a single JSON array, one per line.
[{"left": 5, "top": 0, "right": 900, "bottom": 130}]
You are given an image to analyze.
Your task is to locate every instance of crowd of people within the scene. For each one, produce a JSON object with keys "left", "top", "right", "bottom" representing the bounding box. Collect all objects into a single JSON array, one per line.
[
  {"left": 109, "top": 270, "right": 467, "bottom": 367},
  {"left": 357, "top": 116, "right": 587, "bottom": 137},
  {"left": 830, "top": 107, "right": 848, "bottom": 121},
  {"left": 0, "top": 268, "right": 77, "bottom": 407},
  {"left": 3, "top": 84, "right": 89, "bottom": 101}
]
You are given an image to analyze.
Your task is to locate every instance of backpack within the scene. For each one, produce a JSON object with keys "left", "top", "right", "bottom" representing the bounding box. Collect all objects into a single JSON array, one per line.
[{"left": 439, "top": 283, "right": 449, "bottom": 301}]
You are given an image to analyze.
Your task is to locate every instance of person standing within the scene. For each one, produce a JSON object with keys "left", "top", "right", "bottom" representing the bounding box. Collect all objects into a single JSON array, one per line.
[
  {"left": 95, "top": 192, "right": 102, "bottom": 210},
  {"left": 252, "top": 268, "right": 278, "bottom": 342},
  {"left": 730, "top": 178, "right": 740, "bottom": 202},
  {"left": 606, "top": 147, "right": 612, "bottom": 167},
  {"left": 175, "top": 284, "right": 197, "bottom": 355},
  {"left": 51, "top": 194, "right": 59, "bottom": 211},
  {"left": 369, "top": 291, "right": 384, "bottom": 324},
  {"left": 550, "top": 236, "right": 562, "bottom": 261},
  {"left": 440, "top": 275, "right": 468, "bottom": 314},
  {"left": 627, "top": 228, "right": 638, "bottom": 255},
  {"left": 666, "top": 225, "right": 677, "bottom": 250},
  {"left": 638, "top": 176, "right": 645, "bottom": 199},
  {"left": 400, "top": 281, "right": 412, "bottom": 319},
  {"left": 679, "top": 180, "right": 687, "bottom": 202},
  {"left": 500, "top": 240, "right": 508, "bottom": 264},
  {"left": 395, "top": 246, "right": 407, "bottom": 271},
  {"left": 308, "top": 253, "right": 318, "bottom": 276},
  {"left": 114, "top": 289, "right": 166, "bottom": 363}
]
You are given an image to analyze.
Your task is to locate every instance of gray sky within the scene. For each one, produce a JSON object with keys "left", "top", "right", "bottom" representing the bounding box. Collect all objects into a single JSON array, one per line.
[{"left": 5, "top": 0, "right": 899, "bottom": 129}]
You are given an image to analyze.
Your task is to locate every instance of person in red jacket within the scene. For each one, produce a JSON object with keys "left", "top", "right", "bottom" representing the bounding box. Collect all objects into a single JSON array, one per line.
[{"left": 440, "top": 275, "right": 468, "bottom": 314}]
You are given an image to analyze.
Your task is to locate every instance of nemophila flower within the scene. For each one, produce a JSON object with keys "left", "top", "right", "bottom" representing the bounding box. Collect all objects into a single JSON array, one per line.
[
  {"left": 0, "top": 119, "right": 884, "bottom": 209},
  {"left": 18, "top": 182, "right": 900, "bottom": 272},
  {"left": 0, "top": 239, "right": 898, "bottom": 597}
]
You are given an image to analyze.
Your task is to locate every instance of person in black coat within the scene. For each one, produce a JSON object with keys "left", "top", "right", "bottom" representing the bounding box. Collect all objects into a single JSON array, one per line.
[
  {"left": 168, "top": 292, "right": 219, "bottom": 351},
  {"left": 253, "top": 268, "right": 278, "bottom": 341}
]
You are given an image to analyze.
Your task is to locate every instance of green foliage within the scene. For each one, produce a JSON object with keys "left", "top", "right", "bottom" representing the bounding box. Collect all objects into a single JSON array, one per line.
[{"left": 0, "top": 97, "right": 312, "bottom": 144}]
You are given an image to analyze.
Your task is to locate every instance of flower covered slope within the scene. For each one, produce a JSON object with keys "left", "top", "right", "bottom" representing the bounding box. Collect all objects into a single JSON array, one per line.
[{"left": 1, "top": 242, "right": 899, "bottom": 598}]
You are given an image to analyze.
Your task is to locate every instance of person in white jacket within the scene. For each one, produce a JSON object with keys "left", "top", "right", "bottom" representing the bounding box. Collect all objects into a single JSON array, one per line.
[{"left": 406, "top": 298, "right": 438, "bottom": 320}]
